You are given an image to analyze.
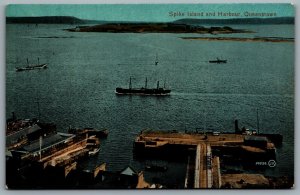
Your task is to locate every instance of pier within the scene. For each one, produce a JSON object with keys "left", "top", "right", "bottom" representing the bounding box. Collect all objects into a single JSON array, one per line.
[{"left": 134, "top": 130, "right": 281, "bottom": 188}]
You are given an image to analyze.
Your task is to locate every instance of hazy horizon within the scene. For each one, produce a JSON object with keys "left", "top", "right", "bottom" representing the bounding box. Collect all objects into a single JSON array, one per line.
[{"left": 6, "top": 4, "right": 294, "bottom": 22}]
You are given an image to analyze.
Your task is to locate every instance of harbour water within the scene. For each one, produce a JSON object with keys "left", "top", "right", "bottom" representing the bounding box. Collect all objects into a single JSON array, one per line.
[{"left": 6, "top": 24, "right": 294, "bottom": 184}]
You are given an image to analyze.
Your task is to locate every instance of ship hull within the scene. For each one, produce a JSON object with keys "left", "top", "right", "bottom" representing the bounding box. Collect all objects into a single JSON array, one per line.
[
  {"left": 115, "top": 87, "right": 171, "bottom": 95},
  {"left": 16, "top": 64, "right": 47, "bottom": 72},
  {"left": 209, "top": 60, "right": 227, "bottom": 64}
]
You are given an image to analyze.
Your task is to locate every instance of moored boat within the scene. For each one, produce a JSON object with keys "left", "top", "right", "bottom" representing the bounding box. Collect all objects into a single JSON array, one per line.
[
  {"left": 86, "top": 136, "right": 100, "bottom": 156},
  {"left": 88, "top": 147, "right": 100, "bottom": 156},
  {"left": 69, "top": 127, "right": 108, "bottom": 138}
]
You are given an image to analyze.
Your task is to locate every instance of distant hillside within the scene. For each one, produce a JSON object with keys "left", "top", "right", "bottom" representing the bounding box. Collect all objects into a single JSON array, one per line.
[
  {"left": 174, "top": 17, "right": 294, "bottom": 25},
  {"left": 6, "top": 16, "right": 101, "bottom": 24},
  {"left": 7, "top": 16, "right": 294, "bottom": 25}
]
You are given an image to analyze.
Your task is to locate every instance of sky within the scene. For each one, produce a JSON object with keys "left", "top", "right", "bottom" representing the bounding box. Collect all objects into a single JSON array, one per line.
[{"left": 6, "top": 4, "right": 294, "bottom": 22}]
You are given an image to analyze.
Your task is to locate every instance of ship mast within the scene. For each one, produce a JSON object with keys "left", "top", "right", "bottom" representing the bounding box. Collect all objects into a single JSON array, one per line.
[
  {"left": 129, "top": 77, "right": 132, "bottom": 89},
  {"left": 145, "top": 77, "right": 148, "bottom": 89},
  {"left": 256, "top": 108, "right": 260, "bottom": 134},
  {"left": 39, "top": 136, "right": 42, "bottom": 161},
  {"left": 38, "top": 57, "right": 39, "bottom": 65},
  {"left": 204, "top": 112, "right": 206, "bottom": 132},
  {"left": 157, "top": 81, "right": 159, "bottom": 89},
  {"left": 26, "top": 58, "right": 29, "bottom": 67},
  {"left": 36, "top": 97, "right": 41, "bottom": 121}
]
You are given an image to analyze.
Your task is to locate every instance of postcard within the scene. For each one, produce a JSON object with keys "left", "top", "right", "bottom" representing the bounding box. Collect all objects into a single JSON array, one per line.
[{"left": 5, "top": 4, "right": 294, "bottom": 189}]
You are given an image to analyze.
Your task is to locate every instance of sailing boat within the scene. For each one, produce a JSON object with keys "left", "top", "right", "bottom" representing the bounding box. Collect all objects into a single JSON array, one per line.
[
  {"left": 115, "top": 77, "right": 171, "bottom": 95},
  {"left": 16, "top": 58, "right": 48, "bottom": 72}
]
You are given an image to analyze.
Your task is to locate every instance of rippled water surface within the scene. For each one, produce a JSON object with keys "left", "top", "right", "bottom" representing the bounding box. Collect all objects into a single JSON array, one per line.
[{"left": 6, "top": 24, "right": 294, "bottom": 182}]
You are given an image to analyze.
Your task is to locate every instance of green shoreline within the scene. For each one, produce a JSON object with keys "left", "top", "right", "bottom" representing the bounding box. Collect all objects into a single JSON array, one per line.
[{"left": 181, "top": 37, "right": 294, "bottom": 43}]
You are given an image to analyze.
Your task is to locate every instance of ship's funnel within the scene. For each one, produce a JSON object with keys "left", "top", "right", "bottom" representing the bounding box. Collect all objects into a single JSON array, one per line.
[{"left": 235, "top": 120, "right": 240, "bottom": 133}]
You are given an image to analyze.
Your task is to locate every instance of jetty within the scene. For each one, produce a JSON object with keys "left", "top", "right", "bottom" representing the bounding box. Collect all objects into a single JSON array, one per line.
[{"left": 134, "top": 126, "right": 283, "bottom": 189}]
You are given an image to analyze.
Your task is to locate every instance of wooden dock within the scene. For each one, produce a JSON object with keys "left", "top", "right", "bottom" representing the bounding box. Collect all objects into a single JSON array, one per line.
[{"left": 134, "top": 130, "right": 279, "bottom": 188}]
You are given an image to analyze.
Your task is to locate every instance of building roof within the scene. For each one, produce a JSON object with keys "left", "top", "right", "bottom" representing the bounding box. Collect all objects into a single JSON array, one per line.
[
  {"left": 19, "top": 132, "right": 75, "bottom": 153},
  {"left": 5, "top": 150, "right": 13, "bottom": 157},
  {"left": 120, "top": 166, "right": 137, "bottom": 176},
  {"left": 6, "top": 124, "right": 42, "bottom": 147}
]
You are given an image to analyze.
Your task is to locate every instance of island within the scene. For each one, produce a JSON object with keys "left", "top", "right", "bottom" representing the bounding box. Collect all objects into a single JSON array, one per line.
[
  {"left": 7, "top": 16, "right": 294, "bottom": 35},
  {"left": 65, "top": 22, "right": 252, "bottom": 34}
]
